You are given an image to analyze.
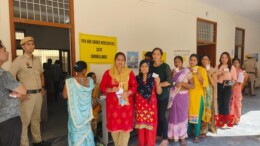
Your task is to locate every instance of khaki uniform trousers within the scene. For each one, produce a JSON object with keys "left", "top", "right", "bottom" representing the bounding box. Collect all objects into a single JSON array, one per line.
[
  {"left": 20, "top": 93, "right": 43, "bottom": 146},
  {"left": 111, "top": 132, "right": 130, "bottom": 146},
  {"left": 248, "top": 74, "right": 256, "bottom": 94}
]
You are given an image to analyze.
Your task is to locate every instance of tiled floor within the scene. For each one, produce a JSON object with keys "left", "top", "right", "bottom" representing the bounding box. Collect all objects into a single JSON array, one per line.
[{"left": 37, "top": 89, "right": 260, "bottom": 146}]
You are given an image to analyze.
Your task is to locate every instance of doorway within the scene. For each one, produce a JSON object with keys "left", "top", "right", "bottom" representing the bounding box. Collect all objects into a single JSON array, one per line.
[
  {"left": 197, "top": 44, "right": 216, "bottom": 66},
  {"left": 197, "top": 18, "right": 217, "bottom": 67},
  {"left": 9, "top": 0, "right": 75, "bottom": 141},
  {"left": 15, "top": 23, "right": 71, "bottom": 74},
  {"left": 9, "top": 0, "right": 75, "bottom": 74},
  {"left": 235, "top": 27, "right": 245, "bottom": 64}
]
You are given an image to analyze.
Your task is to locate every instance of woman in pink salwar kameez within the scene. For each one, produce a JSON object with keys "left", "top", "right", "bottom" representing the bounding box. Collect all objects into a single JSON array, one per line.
[{"left": 230, "top": 58, "right": 247, "bottom": 125}]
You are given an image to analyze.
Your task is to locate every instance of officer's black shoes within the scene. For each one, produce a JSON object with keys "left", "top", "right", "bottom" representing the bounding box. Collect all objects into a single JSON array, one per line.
[
  {"left": 250, "top": 94, "right": 256, "bottom": 97},
  {"left": 33, "top": 140, "right": 51, "bottom": 146}
]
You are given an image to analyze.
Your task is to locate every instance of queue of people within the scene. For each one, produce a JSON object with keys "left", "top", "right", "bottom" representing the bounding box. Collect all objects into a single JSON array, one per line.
[{"left": 0, "top": 36, "right": 258, "bottom": 146}]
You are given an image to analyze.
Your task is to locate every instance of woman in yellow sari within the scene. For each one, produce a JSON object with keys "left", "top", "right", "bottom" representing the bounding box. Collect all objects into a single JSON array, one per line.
[{"left": 188, "top": 54, "right": 208, "bottom": 143}]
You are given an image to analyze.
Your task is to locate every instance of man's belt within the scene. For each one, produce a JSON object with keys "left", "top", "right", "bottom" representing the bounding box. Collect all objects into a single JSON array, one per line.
[
  {"left": 27, "top": 89, "right": 41, "bottom": 94},
  {"left": 248, "top": 72, "right": 255, "bottom": 74}
]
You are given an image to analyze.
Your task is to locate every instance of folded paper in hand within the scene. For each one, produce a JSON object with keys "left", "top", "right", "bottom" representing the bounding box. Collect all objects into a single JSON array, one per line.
[
  {"left": 237, "top": 72, "right": 245, "bottom": 83},
  {"left": 152, "top": 73, "right": 159, "bottom": 78},
  {"left": 116, "top": 88, "right": 124, "bottom": 97}
]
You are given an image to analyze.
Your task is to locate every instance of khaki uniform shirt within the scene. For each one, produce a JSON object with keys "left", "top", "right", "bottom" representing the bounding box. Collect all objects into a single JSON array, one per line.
[
  {"left": 9, "top": 54, "right": 43, "bottom": 90},
  {"left": 242, "top": 59, "right": 257, "bottom": 73}
]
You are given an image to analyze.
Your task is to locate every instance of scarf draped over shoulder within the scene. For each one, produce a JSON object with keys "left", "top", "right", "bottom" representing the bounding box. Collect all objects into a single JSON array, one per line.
[{"left": 109, "top": 64, "right": 131, "bottom": 91}]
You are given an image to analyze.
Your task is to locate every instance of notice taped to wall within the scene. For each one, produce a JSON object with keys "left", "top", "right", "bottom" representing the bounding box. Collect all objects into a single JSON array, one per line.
[{"left": 79, "top": 33, "right": 117, "bottom": 64}]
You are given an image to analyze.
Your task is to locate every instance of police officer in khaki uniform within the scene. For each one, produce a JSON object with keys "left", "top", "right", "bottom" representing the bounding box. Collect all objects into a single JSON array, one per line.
[
  {"left": 9, "top": 37, "right": 50, "bottom": 146},
  {"left": 242, "top": 54, "right": 258, "bottom": 96}
]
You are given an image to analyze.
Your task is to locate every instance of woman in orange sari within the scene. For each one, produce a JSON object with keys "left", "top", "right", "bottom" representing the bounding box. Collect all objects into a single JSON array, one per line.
[
  {"left": 100, "top": 52, "right": 137, "bottom": 146},
  {"left": 200, "top": 55, "right": 218, "bottom": 135},
  {"left": 87, "top": 72, "right": 101, "bottom": 138}
]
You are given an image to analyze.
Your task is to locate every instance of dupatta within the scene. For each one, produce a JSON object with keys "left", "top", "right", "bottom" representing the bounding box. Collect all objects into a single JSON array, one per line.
[{"left": 167, "top": 68, "right": 192, "bottom": 109}]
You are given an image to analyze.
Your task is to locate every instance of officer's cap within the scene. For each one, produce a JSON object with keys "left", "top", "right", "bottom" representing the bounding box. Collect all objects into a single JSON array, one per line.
[{"left": 20, "top": 36, "right": 34, "bottom": 45}]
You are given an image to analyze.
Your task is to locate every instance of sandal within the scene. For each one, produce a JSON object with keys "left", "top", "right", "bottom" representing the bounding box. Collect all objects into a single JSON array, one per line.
[
  {"left": 221, "top": 124, "right": 228, "bottom": 129},
  {"left": 193, "top": 137, "right": 200, "bottom": 143},
  {"left": 200, "top": 134, "right": 206, "bottom": 138}
]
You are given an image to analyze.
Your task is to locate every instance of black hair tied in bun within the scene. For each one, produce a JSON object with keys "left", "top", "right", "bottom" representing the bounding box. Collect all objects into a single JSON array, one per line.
[{"left": 74, "top": 61, "right": 87, "bottom": 72}]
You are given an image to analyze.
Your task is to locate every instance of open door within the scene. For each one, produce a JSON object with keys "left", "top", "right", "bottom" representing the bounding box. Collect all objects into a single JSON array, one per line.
[
  {"left": 197, "top": 18, "right": 217, "bottom": 67},
  {"left": 197, "top": 44, "right": 216, "bottom": 67}
]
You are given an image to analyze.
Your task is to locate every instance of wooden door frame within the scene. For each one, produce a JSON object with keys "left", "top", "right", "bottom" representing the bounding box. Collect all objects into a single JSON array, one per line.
[
  {"left": 235, "top": 27, "right": 245, "bottom": 64},
  {"left": 9, "top": 0, "right": 75, "bottom": 75},
  {"left": 196, "top": 18, "right": 217, "bottom": 66}
]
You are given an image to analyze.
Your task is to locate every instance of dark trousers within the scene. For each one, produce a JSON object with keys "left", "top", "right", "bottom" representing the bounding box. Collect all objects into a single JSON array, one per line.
[
  {"left": 157, "top": 98, "right": 168, "bottom": 139},
  {"left": 218, "top": 83, "right": 232, "bottom": 115},
  {"left": 0, "top": 116, "right": 22, "bottom": 146},
  {"left": 54, "top": 81, "right": 60, "bottom": 100}
]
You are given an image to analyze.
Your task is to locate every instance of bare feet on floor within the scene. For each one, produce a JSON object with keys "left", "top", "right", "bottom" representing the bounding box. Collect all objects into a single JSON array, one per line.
[
  {"left": 156, "top": 136, "right": 162, "bottom": 140},
  {"left": 159, "top": 139, "right": 169, "bottom": 146},
  {"left": 180, "top": 139, "right": 186, "bottom": 146}
]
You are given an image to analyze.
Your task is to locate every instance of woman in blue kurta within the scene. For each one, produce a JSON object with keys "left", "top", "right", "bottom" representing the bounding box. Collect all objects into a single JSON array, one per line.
[{"left": 63, "top": 61, "right": 95, "bottom": 146}]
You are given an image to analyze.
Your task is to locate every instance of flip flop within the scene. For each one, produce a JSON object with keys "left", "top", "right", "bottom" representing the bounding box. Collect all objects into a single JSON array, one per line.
[
  {"left": 193, "top": 137, "right": 200, "bottom": 143},
  {"left": 200, "top": 134, "right": 206, "bottom": 138}
]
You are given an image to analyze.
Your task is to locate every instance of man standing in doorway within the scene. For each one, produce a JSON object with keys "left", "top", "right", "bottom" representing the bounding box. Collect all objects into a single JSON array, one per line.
[
  {"left": 242, "top": 54, "right": 258, "bottom": 96},
  {"left": 9, "top": 36, "right": 51, "bottom": 146}
]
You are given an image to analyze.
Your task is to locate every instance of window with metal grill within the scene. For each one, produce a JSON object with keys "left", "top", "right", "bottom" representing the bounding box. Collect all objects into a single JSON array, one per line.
[
  {"left": 14, "top": 0, "right": 70, "bottom": 24},
  {"left": 197, "top": 20, "right": 216, "bottom": 44}
]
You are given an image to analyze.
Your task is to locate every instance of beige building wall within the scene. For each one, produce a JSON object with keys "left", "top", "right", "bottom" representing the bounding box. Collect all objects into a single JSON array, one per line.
[{"left": 74, "top": 0, "right": 260, "bottom": 81}]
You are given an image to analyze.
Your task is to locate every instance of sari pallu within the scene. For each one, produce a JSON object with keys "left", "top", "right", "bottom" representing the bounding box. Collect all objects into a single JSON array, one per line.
[
  {"left": 188, "top": 66, "right": 208, "bottom": 124},
  {"left": 168, "top": 68, "right": 192, "bottom": 141},
  {"left": 201, "top": 83, "right": 217, "bottom": 134},
  {"left": 188, "top": 66, "right": 208, "bottom": 137},
  {"left": 202, "top": 85, "right": 213, "bottom": 123},
  {"left": 66, "top": 77, "right": 95, "bottom": 146}
]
